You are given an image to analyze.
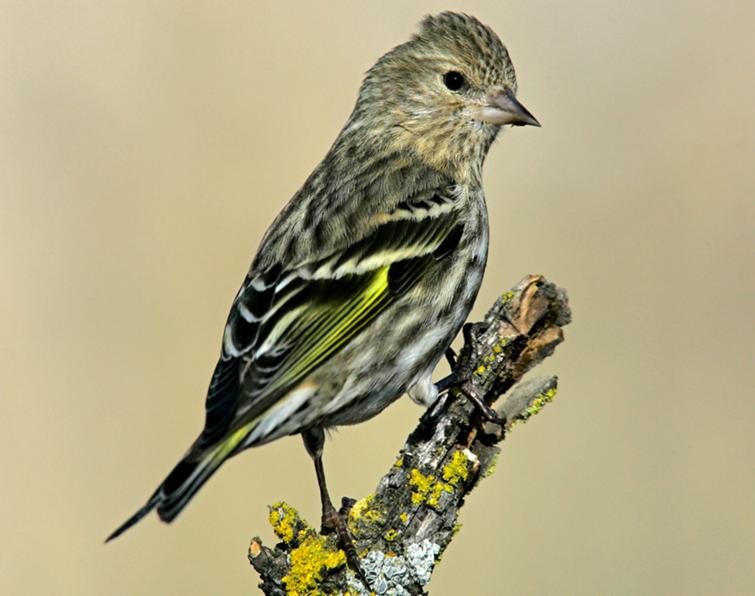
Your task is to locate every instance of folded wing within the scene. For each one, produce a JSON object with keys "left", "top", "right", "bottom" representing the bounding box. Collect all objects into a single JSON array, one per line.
[{"left": 202, "top": 185, "right": 465, "bottom": 448}]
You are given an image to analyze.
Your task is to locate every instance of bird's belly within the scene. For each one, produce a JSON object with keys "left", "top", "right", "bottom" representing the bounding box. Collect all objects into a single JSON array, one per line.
[{"left": 311, "top": 246, "right": 485, "bottom": 428}]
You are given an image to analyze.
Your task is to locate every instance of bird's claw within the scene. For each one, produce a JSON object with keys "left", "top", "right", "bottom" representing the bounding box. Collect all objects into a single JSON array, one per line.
[
  {"left": 435, "top": 372, "right": 504, "bottom": 426},
  {"left": 339, "top": 496, "right": 357, "bottom": 519},
  {"left": 459, "top": 381, "right": 504, "bottom": 425},
  {"left": 321, "top": 502, "right": 370, "bottom": 590}
]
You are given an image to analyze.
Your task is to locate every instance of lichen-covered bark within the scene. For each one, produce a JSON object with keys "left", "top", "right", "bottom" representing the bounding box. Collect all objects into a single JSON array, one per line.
[{"left": 249, "top": 275, "right": 571, "bottom": 595}]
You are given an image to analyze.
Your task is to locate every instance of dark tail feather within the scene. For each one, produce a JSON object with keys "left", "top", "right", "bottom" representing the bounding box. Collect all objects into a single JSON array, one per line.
[
  {"left": 106, "top": 443, "right": 233, "bottom": 542},
  {"left": 155, "top": 454, "right": 223, "bottom": 523},
  {"left": 105, "top": 486, "right": 161, "bottom": 543}
]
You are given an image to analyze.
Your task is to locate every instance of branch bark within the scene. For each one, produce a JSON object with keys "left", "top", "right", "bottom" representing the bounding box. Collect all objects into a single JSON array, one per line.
[{"left": 248, "top": 274, "right": 571, "bottom": 595}]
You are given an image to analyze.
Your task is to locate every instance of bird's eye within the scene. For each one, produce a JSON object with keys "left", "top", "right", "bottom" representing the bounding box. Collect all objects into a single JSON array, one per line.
[{"left": 443, "top": 71, "right": 466, "bottom": 91}]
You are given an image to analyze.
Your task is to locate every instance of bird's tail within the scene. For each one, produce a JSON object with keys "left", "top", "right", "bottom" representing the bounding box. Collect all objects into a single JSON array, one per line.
[{"left": 106, "top": 423, "right": 255, "bottom": 542}]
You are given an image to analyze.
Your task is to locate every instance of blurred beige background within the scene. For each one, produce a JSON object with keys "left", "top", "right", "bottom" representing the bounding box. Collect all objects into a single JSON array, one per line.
[{"left": 1, "top": 1, "right": 753, "bottom": 594}]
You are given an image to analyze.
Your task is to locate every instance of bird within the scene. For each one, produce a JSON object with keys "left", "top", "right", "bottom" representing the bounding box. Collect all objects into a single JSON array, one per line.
[{"left": 107, "top": 11, "right": 539, "bottom": 564}]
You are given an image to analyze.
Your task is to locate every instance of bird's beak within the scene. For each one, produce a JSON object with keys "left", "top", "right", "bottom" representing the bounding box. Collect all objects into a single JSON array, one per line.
[{"left": 478, "top": 88, "right": 541, "bottom": 127}]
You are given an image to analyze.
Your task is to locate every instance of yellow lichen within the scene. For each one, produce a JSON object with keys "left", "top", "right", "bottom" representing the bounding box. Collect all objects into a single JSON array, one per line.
[
  {"left": 394, "top": 456, "right": 404, "bottom": 468},
  {"left": 426, "top": 481, "right": 452, "bottom": 507},
  {"left": 268, "top": 501, "right": 298, "bottom": 544},
  {"left": 384, "top": 528, "right": 399, "bottom": 541},
  {"left": 442, "top": 450, "right": 469, "bottom": 488},
  {"left": 399, "top": 512, "right": 408, "bottom": 524},
  {"left": 521, "top": 387, "right": 557, "bottom": 421},
  {"left": 409, "top": 454, "right": 468, "bottom": 509},
  {"left": 283, "top": 533, "right": 346, "bottom": 595},
  {"left": 349, "top": 493, "right": 383, "bottom": 525},
  {"left": 409, "top": 468, "right": 435, "bottom": 505}
]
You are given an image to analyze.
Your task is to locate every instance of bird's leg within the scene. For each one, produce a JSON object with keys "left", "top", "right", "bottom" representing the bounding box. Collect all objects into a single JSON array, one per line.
[
  {"left": 302, "top": 428, "right": 370, "bottom": 589},
  {"left": 436, "top": 325, "right": 479, "bottom": 394},
  {"left": 436, "top": 341, "right": 469, "bottom": 396},
  {"left": 444, "top": 346, "right": 458, "bottom": 369},
  {"left": 435, "top": 368, "right": 463, "bottom": 394}
]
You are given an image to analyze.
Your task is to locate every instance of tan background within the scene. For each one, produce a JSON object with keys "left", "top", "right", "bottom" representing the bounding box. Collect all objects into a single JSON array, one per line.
[{"left": 1, "top": 1, "right": 753, "bottom": 594}]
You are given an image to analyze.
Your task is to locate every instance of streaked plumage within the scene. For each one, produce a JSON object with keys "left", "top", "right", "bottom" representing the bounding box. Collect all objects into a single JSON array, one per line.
[{"left": 108, "top": 12, "right": 538, "bottom": 541}]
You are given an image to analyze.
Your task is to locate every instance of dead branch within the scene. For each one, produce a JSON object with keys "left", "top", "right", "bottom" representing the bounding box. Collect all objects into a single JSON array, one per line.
[{"left": 248, "top": 274, "right": 571, "bottom": 595}]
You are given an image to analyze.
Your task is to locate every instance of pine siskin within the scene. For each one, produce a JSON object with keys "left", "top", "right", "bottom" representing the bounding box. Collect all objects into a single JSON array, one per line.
[{"left": 108, "top": 11, "right": 539, "bottom": 560}]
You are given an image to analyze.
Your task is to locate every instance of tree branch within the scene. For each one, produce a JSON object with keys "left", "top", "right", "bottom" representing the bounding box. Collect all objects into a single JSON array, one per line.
[{"left": 248, "top": 274, "right": 571, "bottom": 595}]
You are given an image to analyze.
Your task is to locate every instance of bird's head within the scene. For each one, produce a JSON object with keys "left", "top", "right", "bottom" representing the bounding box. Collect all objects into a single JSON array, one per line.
[{"left": 351, "top": 12, "right": 539, "bottom": 175}]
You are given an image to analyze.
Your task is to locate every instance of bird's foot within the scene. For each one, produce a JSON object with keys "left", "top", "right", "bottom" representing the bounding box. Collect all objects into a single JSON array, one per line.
[
  {"left": 436, "top": 323, "right": 504, "bottom": 425},
  {"left": 458, "top": 380, "right": 504, "bottom": 425},
  {"left": 321, "top": 500, "right": 370, "bottom": 590},
  {"left": 435, "top": 373, "right": 504, "bottom": 426}
]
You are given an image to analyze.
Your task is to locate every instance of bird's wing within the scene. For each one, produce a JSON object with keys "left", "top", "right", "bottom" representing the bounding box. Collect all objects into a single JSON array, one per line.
[{"left": 198, "top": 184, "right": 465, "bottom": 448}]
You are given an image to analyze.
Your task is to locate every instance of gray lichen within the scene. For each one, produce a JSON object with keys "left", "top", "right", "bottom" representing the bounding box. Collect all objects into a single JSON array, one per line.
[
  {"left": 345, "top": 540, "right": 440, "bottom": 595},
  {"left": 406, "top": 540, "right": 441, "bottom": 585}
]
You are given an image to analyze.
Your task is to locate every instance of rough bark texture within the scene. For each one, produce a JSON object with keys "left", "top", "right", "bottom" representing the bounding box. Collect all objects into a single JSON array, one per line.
[{"left": 248, "top": 274, "right": 571, "bottom": 595}]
